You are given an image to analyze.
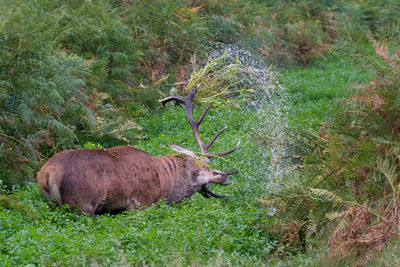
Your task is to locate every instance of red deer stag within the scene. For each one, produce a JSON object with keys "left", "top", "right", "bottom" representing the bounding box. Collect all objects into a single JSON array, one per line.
[{"left": 37, "top": 86, "right": 239, "bottom": 215}]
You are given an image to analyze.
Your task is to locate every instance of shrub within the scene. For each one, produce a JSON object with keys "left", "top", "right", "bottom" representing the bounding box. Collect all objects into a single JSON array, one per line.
[
  {"left": 0, "top": 0, "right": 95, "bottom": 185},
  {"left": 0, "top": 0, "right": 145, "bottom": 186}
]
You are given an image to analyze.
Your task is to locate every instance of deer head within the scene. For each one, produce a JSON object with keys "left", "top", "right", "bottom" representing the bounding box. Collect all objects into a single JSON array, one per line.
[{"left": 160, "top": 85, "right": 240, "bottom": 198}]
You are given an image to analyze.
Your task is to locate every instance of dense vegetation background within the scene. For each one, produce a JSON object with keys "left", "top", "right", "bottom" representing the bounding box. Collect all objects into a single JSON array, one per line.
[{"left": 1, "top": 0, "right": 400, "bottom": 265}]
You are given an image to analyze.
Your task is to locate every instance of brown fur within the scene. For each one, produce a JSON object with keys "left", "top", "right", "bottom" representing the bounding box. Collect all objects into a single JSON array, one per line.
[{"left": 37, "top": 146, "right": 227, "bottom": 216}]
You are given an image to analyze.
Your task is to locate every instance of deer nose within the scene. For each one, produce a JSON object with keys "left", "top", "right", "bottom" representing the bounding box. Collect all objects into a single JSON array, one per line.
[
  {"left": 212, "top": 171, "right": 227, "bottom": 184},
  {"left": 219, "top": 173, "right": 228, "bottom": 184},
  {"left": 212, "top": 170, "right": 238, "bottom": 185},
  {"left": 220, "top": 170, "right": 238, "bottom": 186}
]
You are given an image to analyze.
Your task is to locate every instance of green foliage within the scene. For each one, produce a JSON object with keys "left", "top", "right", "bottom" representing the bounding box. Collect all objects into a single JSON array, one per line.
[
  {"left": 323, "top": 39, "right": 400, "bottom": 195},
  {"left": 339, "top": 0, "right": 400, "bottom": 40},
  {"left": 1, "top": 0, "right": 400, "bottom": 264},
  {"left": 0, "top": 24, "right": 94, "bottom": 183},
  {"left": 0, "top": 0, "right": 145, "bottom": 186}
]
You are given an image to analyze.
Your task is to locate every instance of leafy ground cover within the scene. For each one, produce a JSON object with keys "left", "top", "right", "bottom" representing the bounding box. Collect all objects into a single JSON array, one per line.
[
  {"left": 2, "top": 0, "right": 400, "bottom": 265},
  {"left": 281, "top": 52, "right": 372, "bottom": 132}
]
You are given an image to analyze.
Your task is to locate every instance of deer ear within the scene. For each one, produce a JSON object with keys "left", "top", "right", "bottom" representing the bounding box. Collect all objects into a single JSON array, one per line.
[{"left": 170, "top": 143, "right": 198, "bottom": 158}]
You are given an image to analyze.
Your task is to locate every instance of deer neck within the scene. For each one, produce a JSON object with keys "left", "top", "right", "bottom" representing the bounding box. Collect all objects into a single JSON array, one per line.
[{"left": 155, "top": 156, "right": 200, "bottom": 204}]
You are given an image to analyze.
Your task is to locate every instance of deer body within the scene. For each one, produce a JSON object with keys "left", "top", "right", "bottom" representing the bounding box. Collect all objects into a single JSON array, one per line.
[
  {"left": 38, "top": 146, "right": 227, "bottom": 215},
  {"left": 37, "top": 86, "right": 239, "bottom": 216}
]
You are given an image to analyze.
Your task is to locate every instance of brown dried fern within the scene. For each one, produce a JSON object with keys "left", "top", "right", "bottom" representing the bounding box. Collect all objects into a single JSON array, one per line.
[{"left": 369, "top": 37, "right": 400, "bottom": 75}]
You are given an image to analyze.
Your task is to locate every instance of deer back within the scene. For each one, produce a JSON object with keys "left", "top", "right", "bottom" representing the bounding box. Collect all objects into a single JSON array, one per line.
[{"left": 37, "top": 146, "right": 200, "bottom": 215}]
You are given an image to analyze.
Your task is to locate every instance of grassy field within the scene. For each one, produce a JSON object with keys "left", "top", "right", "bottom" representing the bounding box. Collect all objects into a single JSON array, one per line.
[{"left": 2, "top": 0, "right": 400, "bottom": 265}]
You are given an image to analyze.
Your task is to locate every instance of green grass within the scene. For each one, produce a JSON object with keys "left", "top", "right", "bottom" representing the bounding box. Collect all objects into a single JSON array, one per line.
[
  {"left": 280, "top": 53, "right": 373, "bottom": 133},
  {"left": 1, "top": 184, "right": 273, "bottom": 265}
]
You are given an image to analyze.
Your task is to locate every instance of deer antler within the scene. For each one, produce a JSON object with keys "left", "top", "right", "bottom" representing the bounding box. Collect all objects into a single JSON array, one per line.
[
  {"left": 160, "top": 86, "right": 240, "bottom": 157},
  {"left": 160, "top": 86, "right": 240, "bottom": 199}
]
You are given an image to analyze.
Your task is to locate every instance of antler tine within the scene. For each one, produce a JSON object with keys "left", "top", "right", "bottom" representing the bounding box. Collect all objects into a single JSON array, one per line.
[
  {"left": 225, "top": 170, "right": 239, "bottom": 175},
  {"left": 207, "top": 140, "right": 241, "bottom": 157},
  {"left": 206, "top": 126, "right": 227, "bottom": 149},
  {"left": 197, "top": 103, "right": 211, "bottom": 126},
  {"left": 159, "top": 94, "right": 186, "bottom": 106},
  {"left": 201, "top": 184, "right": 227, "bottom": 198},
  {"left": 160, "top": 86, "right": 209, "bottom": 154},
  {"left": 188, "top": 85, "right": 198, "bottom": 101}
]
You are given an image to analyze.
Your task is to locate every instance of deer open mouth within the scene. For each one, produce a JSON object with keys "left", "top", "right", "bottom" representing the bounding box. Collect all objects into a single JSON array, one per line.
[{"left": 200, "top": 170, "right": 239, "bottom": 198}]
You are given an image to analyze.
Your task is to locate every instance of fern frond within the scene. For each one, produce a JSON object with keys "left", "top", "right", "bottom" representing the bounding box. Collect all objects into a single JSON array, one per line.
[
  {"left": 370, "top": 137, "right": 400, "bottom": 146},
  {"left": 333, "top": 216, "right": 349, "bottom": 235},
  {"left": 0, "top": 80, "right": 13, "bottom": 89},
  {"left": 371, "top": 38, "right": 400, "bottom": 74},
  {"left": 95, "top": 117, "right": 143, "bottom": 142},
  {"left": 310, "top": 188, "right": 343, "bottom": 204},
  {"left": 286, "top": 196, "right": 313, "bottom": 218},
  {"left": 326, "top": 211, "right": 347, "bottom": 221},
  {"left": 21, "top": 138, "right": 38, "bottom": 164},
  {"left": 66, "top": 78, "right": 86, "bottom": 92},
  {"left": 376, "top": 156, "right": 398, "bottom": 190},
  {"left": 17, "top": 102, "right": 33, "bottom": 124},
  {"left": 111, "top": 52, "right": 129, "bottom": 64},
  {"left": 46, "top": 87, "right": 64, "bottom": 106},
  {"left": 111, "top": 119, "right": 143, "bottom": 133},
  {"left": 111, "top": 67, "right": 130, "bottom": 77},
  {"left": 40, "top": 118, "right": 77, "bottom": 141}
]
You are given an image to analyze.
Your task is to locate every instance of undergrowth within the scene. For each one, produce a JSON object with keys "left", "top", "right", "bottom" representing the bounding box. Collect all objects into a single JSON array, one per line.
[{"left": 263, "top": 36, "right": 400, "bottom": 265}]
